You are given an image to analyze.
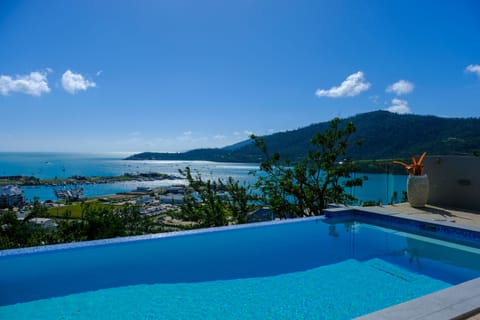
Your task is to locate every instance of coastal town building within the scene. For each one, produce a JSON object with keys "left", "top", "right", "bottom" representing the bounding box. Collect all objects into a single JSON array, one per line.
[
  {"left": 159, "top": 193, "right": 184, "bottom": 205},
  {"left": 136, "top": 195, "right": 155, "bottom": 205},
  {"left": 165, "top": 186, "right": 185, "bottom": 194},
  {"left": 28, "top": 218, "right": 58, "bottom": 230},
  {"left": 0, "top": 185, "right": 25, "bottom": 208},
  {"left": 247, "top": 207, "right": 274, "bottom": 222}
]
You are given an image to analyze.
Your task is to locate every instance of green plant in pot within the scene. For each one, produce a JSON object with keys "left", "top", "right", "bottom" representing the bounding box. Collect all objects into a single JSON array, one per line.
[{"left": 393, "top": 152, "right": 429, "bottom": 207}]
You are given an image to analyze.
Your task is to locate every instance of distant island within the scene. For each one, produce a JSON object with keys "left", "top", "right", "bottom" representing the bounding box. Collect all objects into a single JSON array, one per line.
[{"left": 126, "top": 110, "right": 480, "bottom": 164}]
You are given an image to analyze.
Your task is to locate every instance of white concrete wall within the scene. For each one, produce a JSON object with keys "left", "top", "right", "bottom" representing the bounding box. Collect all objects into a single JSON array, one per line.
[{"left": 424, "top": 156, "right": 480, "bottom": 211}]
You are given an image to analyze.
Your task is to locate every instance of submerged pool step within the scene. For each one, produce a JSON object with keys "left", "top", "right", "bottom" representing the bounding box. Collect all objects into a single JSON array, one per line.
[{"left": 365, "top": 258, "right": 418, "bottom": 282}]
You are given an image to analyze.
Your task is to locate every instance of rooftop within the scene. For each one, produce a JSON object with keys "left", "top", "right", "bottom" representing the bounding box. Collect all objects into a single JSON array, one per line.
[{"left": 0, "top": 185, "right": 23, "bottom": 196}]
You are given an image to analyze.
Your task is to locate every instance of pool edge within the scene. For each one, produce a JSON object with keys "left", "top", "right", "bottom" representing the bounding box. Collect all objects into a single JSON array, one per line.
[
  {"left": 328, "top": 206, "right": 480, "bottom": 320},
  {"left": 354, "top": 277, "right": 480, "bottom": 320},
  {"left": 0, "top": 216, "right": 324, "bottom": 257}
]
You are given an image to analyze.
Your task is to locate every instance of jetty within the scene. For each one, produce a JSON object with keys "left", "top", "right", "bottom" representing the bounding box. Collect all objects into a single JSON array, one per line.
[{"left": 54, "top": 188, "right": 84, "bottom": 201}]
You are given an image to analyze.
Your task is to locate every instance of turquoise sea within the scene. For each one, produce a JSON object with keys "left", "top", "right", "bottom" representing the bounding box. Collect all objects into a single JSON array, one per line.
[{"left": 0, "top": 152, "right": 406, "bottom": 203}]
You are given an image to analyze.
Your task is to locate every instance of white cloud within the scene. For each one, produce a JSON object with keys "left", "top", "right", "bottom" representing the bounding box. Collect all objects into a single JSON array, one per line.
[
  {"left": 386, "top": 80, "right": 414, "bottom": 95},
  {"left": 0, "top": 71, "right": 51, "bottom": 96},
  {"left": 214, "top": 135, "right": 226, "bottom": 140},
  {"left": 61, "top": 70, "right": 96, "bottom": 94},
  {"left": 176, "top": 131, "right": 194, "bottom": 142},
  {"left": 244, "top": 130, "right": 253, "bottom": 136},
  {"left": 368, "top": 95, "right": 380, "bottom": 104},
  {"left": 96, "top": 70, "right": 103, "bottom": 76},
  {"left": 465, "top": 64, "right": 480, "bottom": 77},
  {"left": 315, "top": 71, "right": 371, "bottom": 98},
  {"left": 385, "top": 98, "right": 411, "bottom": 114}
]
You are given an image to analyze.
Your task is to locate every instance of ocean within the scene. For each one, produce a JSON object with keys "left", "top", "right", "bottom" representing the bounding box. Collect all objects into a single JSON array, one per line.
[{"left": 0, "top": 152, "right": 406, "bottom": 203}]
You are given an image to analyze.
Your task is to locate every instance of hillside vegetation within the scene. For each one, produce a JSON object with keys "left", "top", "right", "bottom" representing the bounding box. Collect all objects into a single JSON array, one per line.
[{"left": 126, "top": 111, "right": 480, "bottom": 163}]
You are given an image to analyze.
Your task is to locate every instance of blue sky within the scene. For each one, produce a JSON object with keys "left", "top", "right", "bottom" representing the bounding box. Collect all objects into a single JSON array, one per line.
[{"left": 1, "top": 0, "right": 479, "bottom": 153}]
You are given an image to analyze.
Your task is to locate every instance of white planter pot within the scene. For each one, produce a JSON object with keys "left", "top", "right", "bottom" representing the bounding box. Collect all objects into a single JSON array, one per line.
[{"left": 407, "top": 174, "right": 429, "bottom": 207}]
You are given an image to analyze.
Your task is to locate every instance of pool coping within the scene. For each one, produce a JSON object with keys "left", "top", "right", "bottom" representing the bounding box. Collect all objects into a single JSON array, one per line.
[
  {"left": 355, "top": 277, "right": 480, "bottom": 320},
  {"left": 324, "top": 206, "right": 480, "bottom": 320}
]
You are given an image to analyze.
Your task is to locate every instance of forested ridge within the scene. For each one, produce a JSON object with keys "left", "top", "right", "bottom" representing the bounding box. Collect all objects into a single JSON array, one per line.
[{"left": 126, "top": 111, "right": 480, "bottom": 163}]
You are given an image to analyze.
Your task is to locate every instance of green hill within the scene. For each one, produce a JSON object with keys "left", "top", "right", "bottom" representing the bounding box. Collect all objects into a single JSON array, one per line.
[{"left": 126, "top": 111, "right": 480, "bottom": 163}]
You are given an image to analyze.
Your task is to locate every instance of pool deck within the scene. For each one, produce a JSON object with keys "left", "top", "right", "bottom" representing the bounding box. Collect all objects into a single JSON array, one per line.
[
  {"left": 369, "top": 203, "right": 480, "bottom": 228},
  {"left": 351, "top": 203, "right": 480, "bottom": 320}
]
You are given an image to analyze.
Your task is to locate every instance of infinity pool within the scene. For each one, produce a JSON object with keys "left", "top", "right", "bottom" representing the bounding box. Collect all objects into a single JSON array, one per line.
[{"left": 1, "top": 216, "right": 480, "bottom": 319}]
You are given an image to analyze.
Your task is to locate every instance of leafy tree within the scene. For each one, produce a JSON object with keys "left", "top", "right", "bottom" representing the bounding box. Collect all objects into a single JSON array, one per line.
[
  {"left": 0, "top": 201, "right": 155, "bottom": 249},
  {"left": 24, "top": 197, "right": 48, "bottom": 222},
  {"left": 221, "top": 177, "right": 254, "bottom": 224},
  {"left": 179, "top": 167, "right": 257, "bottom": 227},
  {"left": 56, "top": 219, "right": 87, "bottom": 242},
  {"left": 56, "top": 203, "right": 152, "bottom": 242},
  {"left": 179, "top": 167, "right": 229, "bottom": 227},
  {"left": 81, "top": 203, "right": 126, "bottom": 240},
  {"left": 0, "top": 209, "right": 59, "bottom": 249},
  {"left": 251, "top": 117, "right": 364, "bottom": 217},
  {"left": 0, "top": 211, "right": 30, "bottom": 249},
  {"left": 118, "top": 204, "right": 153, "bottom": 235}
]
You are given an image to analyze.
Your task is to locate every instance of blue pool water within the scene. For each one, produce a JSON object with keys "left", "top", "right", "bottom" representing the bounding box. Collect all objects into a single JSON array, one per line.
[{"left": 1, "top": 218, "right": 479, "bottom": 319}]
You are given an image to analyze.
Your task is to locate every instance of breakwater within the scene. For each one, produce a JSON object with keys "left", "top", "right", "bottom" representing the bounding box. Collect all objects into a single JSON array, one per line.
[{"left": 0, "top": 172, "right": 182, "bottom": 187}]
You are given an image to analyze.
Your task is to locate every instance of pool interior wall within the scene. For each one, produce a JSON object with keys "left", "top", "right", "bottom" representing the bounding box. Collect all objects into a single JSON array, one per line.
[
  {"left": 325, "top": 207, "right": 480, "bottom": 248},
  {"left": 1, "top": 208, "right": 480, "bottom": 319}
]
